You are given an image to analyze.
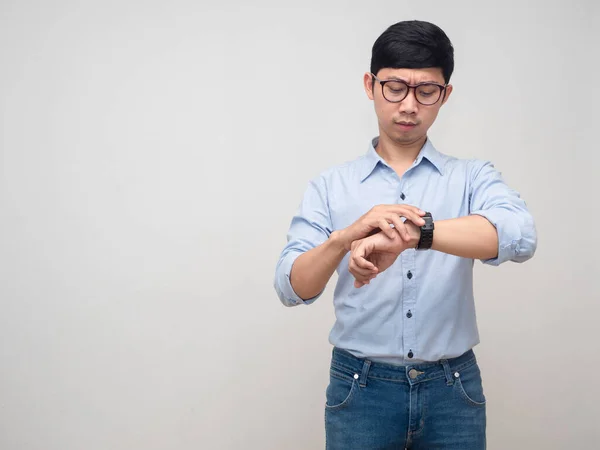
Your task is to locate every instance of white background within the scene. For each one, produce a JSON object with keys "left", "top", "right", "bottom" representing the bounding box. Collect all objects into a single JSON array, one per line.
[{"left": 1, "top": 1, "right": 598, "bottom": 449}]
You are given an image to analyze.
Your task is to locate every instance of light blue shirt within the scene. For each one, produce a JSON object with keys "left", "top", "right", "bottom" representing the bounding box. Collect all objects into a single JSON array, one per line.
[{"left": 274, "top": 137, "right": 537, "bottom": 364}]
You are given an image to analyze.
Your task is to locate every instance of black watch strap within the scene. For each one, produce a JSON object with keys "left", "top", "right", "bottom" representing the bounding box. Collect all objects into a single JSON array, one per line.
[{"left": 416, "top": 212, "right": 434, "bottom": 250}]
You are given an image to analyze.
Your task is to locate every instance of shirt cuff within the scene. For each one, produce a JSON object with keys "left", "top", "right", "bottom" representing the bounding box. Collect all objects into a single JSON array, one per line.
[
  {"left": 276, "top": 251, "right": 323, "bottom": 306},
  {"left": 470, "top": 209, "right": 523, "bottom": 266}
]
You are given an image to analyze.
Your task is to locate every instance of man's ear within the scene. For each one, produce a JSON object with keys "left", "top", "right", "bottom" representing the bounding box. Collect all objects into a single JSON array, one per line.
[
  {"left": 441, "top": 84, "right": 453, "bottom": 105},
  {"left": 364, "top": 72, "right": 375, "bottom": 100}
]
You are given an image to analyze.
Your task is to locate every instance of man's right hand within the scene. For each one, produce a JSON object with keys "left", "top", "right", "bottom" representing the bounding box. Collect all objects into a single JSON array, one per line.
[{"left": 337, "top": 204, "right": 426, "bottom": 251}]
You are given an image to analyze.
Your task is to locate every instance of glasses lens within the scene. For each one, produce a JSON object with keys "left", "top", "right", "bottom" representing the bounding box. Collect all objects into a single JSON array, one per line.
[
  {"left": 383, "top": 81, "right": 408, "bottom": 102},
  {"left": 416, "top": 84, "right": 442, "bottom": 105}
]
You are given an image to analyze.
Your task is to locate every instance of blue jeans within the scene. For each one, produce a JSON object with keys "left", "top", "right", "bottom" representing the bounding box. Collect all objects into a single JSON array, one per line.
[{"left": 325, "top": 347, "right": 486, "bottom": 449}]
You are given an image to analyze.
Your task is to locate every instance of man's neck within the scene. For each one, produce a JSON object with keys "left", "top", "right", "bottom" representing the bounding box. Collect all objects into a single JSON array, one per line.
[{"left": 375, "top": 133, "right": 427, "bottom": 167}]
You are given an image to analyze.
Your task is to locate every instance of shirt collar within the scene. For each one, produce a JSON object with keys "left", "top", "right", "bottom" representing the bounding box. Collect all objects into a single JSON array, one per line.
[{"left": 359, "top": 136, "right": 446, "bottom": 182}]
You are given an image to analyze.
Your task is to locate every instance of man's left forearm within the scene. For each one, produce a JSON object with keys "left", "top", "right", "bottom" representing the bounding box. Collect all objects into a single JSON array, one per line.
[{"left": 430, "top": 215, "right": 498, "bottom": 260}]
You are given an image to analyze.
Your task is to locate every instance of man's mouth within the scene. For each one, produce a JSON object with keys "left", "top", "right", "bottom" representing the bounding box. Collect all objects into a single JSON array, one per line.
[{"left": 396, "top": 121, "right": 417, "bottom": 130}]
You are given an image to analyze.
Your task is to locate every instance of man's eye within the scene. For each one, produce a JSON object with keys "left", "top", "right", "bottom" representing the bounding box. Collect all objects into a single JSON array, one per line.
[{"left": 418, "top": 86, "right": 438, "bottom": 96}]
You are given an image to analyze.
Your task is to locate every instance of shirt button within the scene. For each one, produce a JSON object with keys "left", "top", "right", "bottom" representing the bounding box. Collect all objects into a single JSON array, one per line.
[
  {"left": 400, "top": 193, "right": 406, "bottom": 200},
  {"left": 406, "top": 310, "right": 412, "bottom": 318},
  {"left": 407, "top": 271, "right": 413, "bottom": 279},
  {"left": 407, "top": 350, "right": 414, "bottom": 359}
]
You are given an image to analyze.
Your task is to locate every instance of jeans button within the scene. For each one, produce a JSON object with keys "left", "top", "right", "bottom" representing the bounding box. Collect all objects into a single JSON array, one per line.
[{"left": 408, "top": 369, "right": 419, "bottom": 379}]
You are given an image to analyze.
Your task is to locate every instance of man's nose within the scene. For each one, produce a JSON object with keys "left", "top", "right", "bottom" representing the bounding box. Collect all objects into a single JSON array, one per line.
[{"left": 398, "top": 88, "right": 419, "bottom": 114}]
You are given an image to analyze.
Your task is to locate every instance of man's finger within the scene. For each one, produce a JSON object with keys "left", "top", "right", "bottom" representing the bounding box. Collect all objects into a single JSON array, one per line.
[
  {"left": 350, "top": 265, "right": 373, "bottom": 280},
  {"left": 398, "top": 222, "right": 413, "bottom": 242},
  {"left": 389, "top": 215, "right": 410, "bottom": 241},
  {"left": 389, "top": 206, "right": 426, "bottom": 226},
  {"left": 349, "top": 256, "right": 376, "bottom": 279},
  {"left": 382, "top": 204, "right": 424, "bottom": 213},
  {"left": 398, "top": 210, "right": 426, "bottom": 226},
  {"left": 353, "top": 272, "right": 371, "bottom": 286},
  {"left": 354, "top": 271, "right": 378, "bottom": 288},
  {"left": 354, "top": 253, "right": 377, "bottom": 271},
  {"left": 378, "top": 218, "right": 395, "bottom": 239},
  {"left": 349, "top": 251, "right": 375, "bottom": 279},
  {"left": 354, "top": 279, "right": 366, "bottom": 288}
]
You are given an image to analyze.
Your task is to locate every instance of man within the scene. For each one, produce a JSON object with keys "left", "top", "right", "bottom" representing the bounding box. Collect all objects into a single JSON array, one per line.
[{"left": 273, "top": 20, "right": 536, "bottom": 449}]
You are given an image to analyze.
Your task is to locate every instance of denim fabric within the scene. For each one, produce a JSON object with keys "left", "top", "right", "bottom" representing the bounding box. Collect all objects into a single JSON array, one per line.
[{"left": 325, "top": 347, "right": 486, "bottom": 449}]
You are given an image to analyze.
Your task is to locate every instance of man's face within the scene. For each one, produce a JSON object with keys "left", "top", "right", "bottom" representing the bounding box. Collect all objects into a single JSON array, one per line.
[{"left": 364, "top": 67, "right": 453, "bottom": 146}]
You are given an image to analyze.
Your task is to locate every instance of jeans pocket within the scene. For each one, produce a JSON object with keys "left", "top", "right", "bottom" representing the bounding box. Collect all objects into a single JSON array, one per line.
[
  {"left": 453, "top": 363, "right": 486, "bottom": 408},
  {"left": 325, "top": 365, "right": 358, "bottom": 411}
]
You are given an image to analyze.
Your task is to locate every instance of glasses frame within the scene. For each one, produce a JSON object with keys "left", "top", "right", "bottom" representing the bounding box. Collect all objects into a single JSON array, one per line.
[{"left": 371, "top": 73, "right": 447, "bottom": 106}]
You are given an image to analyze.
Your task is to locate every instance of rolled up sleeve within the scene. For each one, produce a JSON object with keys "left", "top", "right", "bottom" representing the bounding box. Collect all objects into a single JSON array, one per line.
[
  {"left": 274, "top": 176, "right": 332, "bottom": 307},
  {"left": 468, "top": 161, "right": 537, "bottom": 266}
]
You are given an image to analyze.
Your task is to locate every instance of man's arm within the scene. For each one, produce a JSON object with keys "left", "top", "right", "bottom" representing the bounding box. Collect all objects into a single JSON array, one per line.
[
  {"left": 274, "top": 176, "right": 426, "bottom": 306},
  {"left": 431, "top": 215, "right": 498, "bottom": 260},
  {"left": 287, "top": 231, "right": 348, "bottom": 301},
  {"left": 431, "top": 160, "right": 536, "bottom": 263},
  {"left": 348, "top": 160, "right": 537, "bottom": 285},
  {"left": 348, "top": 217, "right": 497, "bottom": 287},
  {"left": 274, "top": 177, "right": 334, "bottom": 307},
  {"left": 468, "top": 160, "right": 537, "bottom": 265},
  {"left": 286, "top": 203, "right": 423, "bottom": 300}
]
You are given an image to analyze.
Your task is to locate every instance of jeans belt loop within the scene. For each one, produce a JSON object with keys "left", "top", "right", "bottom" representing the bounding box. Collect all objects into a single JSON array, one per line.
[
  {"left": 440, "top": 359, "right": 453, "bottom": 386},
  {"left": 359, "top": 359, "right": 371, "bottom": 388}
]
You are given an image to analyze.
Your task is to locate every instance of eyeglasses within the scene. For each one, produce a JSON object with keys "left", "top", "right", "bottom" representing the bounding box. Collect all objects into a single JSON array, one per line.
[{"left": 371, "top": 74, "right": 447, "bottom": 106}]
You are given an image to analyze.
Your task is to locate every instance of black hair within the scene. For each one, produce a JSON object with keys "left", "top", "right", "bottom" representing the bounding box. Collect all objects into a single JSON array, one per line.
[{"left": 370, "top": 20, "right": 454, "bottom": 84}]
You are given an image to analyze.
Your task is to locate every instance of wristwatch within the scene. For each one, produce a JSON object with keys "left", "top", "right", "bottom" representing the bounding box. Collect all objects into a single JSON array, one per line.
[{"left": 416, "top": 212, "right": 434, "bottom": 250}]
